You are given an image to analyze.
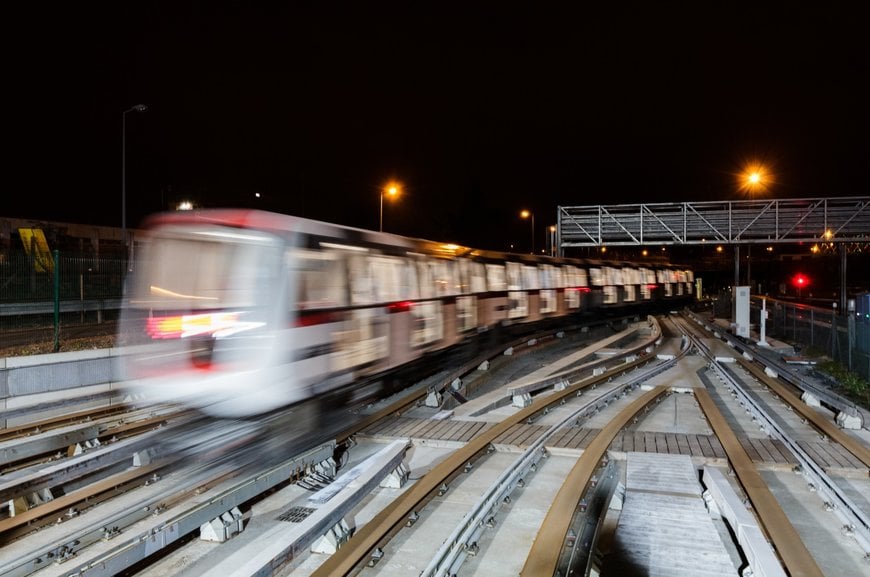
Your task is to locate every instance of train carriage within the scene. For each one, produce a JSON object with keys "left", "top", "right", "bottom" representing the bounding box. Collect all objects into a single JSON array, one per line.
[{"left": 119, "top": 209, "right": 693, "bottom": 418}]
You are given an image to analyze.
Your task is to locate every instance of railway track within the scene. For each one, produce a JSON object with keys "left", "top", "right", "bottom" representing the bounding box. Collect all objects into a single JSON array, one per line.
[{"left": 1, "top": 313, "right": 868, "bottom": 577}]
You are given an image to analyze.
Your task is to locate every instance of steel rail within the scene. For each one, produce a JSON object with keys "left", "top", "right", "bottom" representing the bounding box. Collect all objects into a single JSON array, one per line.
[
  {"left": 520, "top": 385, "right": 670, "bottom": 577},
  {"left": 686, "top": 308, "right": 867, "bottom": 429},
  {"left": 694, "top": 387, "right": 826, "bottom": 577},
  {"left": 681, "top": 311, "right": 869, "bottom": 465},
  {"left": 732, "top": 358, "right": 870, "bottom": 468},
  {"left": 677, "top": 315, "right": 870, "bottom": 552},
  {"left": 714, "top": 360, "right": 870, "bottom": 552},
  {"left": 0, "top": 409, "right": 175, "bottom": 470},
  {"left": 0, "top": 459, "right": 167, "bottom": 544},
  {"left": 343, "top": 320, "right": 628, "bottom": 437},
  {"left": 310, "top": 319, "right": 664, "bottom": 577},
  {"left": 0, "top": 319, "right": 654, "bottom": 577},
  {"left": 0, "top": 405, "right": 132, "bottom": 443},
  {"left": 421, "top": 347, "right": 685, "bottom": 577},
  {"left": 0, "top": 440, "right": 335, "bottom": 577}
]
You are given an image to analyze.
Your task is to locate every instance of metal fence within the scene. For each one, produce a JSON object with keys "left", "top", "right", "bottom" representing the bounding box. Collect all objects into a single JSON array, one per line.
[
  {"left": 750, "top": 296, "right": 870, "bottom": 382},
  {"left": 0, "top": 249, "right": 125, "bottom": 352}
]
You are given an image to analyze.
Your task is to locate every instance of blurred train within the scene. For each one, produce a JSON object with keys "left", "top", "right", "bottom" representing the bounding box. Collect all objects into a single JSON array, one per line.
[{"left": 118, "top": 209, "right": 694, "bottom": 418}]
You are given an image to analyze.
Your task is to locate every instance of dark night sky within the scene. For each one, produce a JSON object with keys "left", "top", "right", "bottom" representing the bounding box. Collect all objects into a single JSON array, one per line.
[{"left": 8, "top": 2, "right": 869, "bottom": 251}]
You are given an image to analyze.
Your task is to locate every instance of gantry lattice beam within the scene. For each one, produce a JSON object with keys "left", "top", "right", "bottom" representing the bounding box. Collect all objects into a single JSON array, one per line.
[{"left": 557, "top": 197, "right": 870, "bottom": 248}]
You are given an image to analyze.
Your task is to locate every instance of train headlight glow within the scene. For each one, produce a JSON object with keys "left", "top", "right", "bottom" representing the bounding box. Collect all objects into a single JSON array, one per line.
[{"left": 146, "top": 312, "right": 265, "bottom": 339}]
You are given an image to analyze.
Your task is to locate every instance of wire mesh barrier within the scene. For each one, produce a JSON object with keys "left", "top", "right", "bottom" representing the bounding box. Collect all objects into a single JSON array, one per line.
[
  {"left": 750, "top": 297, "right": 870, "bottom": 383},
  {"left": 0, "top": 250, "right": 125, "bottom": 353}
]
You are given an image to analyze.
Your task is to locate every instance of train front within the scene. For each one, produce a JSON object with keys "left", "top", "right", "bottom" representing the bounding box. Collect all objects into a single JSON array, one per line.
[{"left": 118, "top": 219, "right": 300, "bottom": 417}]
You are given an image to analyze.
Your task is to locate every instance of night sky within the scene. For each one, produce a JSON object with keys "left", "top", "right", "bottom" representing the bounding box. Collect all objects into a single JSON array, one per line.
[{"left": 8, "top": 3, "right": 868, "bottom": 252}]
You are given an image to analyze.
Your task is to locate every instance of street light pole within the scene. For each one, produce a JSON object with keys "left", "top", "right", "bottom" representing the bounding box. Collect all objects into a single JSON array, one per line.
[
  {"left": 380, "top": 183, "right": 400, "bottom": 232},
  {"left": 520, "top": 210, "right": 534, "bottom": 254},
  {"left": 741, "top": 165, "right": 767, "bottom": 293},
  {"left": 122, "top": 104, "right": 148, "bottom": 247}
]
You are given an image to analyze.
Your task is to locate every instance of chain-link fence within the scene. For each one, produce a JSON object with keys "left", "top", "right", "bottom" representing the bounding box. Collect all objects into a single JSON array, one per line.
[
  {"left": 0, "top": 249, "right": 126, "bottom": 352},
  {"left": 750, "top": 296, "right": 870, "bottom": 382}
]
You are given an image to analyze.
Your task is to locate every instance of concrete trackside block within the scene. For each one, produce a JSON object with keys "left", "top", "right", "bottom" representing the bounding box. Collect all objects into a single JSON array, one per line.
[
  {"left": 702, "top": 466, "right": 787, "bottom": 577},
  {"left": 379, "top": 461, "right": 410, "bottom": 488},
  {"left": 425, "top": 390, "right": 443, "bottom": 407},
  {"left": 801, "top": 391, "right": 821, "bottom": 407},
  {"left": 219, "top": 439, "right": 410, "bottom": 576},
  {"left": 310, "top": 518, "right": 352, "bottom": 554},
  {"left": 200, "top": 507, "right": 245, "bottom": 542},
  {"left": 836, "top": 410, "right": 862, "bottom": 430},
  {"left": 512, "top": 393, "right": 532, "bottom": 408}
]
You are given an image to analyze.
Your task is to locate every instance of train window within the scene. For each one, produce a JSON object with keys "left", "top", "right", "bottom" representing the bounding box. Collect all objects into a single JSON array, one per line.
[
  {"left": 332, "top": 308, "right": 388, "bottom": 371},
  {"left": 523, "top": 265, "right": 539, "bottom": 290},
  {"left": 589, "top": 266, "right": 604, "bottom": 286},
  {"left": 539, "top": 264, "right": 555, "bottom": 289},
  {"left": 411, "top": 300, "right": 444, "bottom": 347},
  {"left": 554, "top": 266, "right": 566, "bottom": 289},
  {"left": 605, "top": 266, "right": 623, "bottom": 286},
  {"left": 447, "top": 260, "right": 460, "bottom": 296},
  {"left": 370, "top": 255, "right": 406, "bottom": 303},
  {"left": 417, "top": 259, "right": 434, "bottom": 299},
  {"left": 131, "top": 227, "right": 282, "bottom": 310},
  {"left": 470, "top": 262, "right": 486, "bottom": 293},
  {"left": 506, "top": 262, "right": 523, "bottom": 290},
  {"left": 431, "top": 260, "right": 453, "bottom": 297},
  {"left": 456, "top": 259, "right": 470, "bottom": 294},
  {"left": 295, "top": 248, "right": 348, "bottom": 309},
  {"left": 405, "top": 258, "right": 420, "bottom": 300},
  {"left": 486, "top": 263, "right": 506, "bottom": 292},
  {"left": 656, "top": 269, "right": 667, "bottom": 284},
  {"left": 565, "top": 266, "right": 588, "bottom": 288},
  {"left": 641, "top": 267, "right": 655, "bottom": 284},
  {"left": 563, "top": 265, "right": 576, "bottom": 287},
  {"left": 348, "top": 254, "right": 375, "bottom": 305},
  {"left": 456, "top": 295, "right": 477, "bottom": 331}
]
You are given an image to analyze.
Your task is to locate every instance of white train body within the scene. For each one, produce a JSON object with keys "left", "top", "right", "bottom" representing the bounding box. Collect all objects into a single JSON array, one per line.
[{"left": 118, "top": 209, "right": 693, "bottom": 418}]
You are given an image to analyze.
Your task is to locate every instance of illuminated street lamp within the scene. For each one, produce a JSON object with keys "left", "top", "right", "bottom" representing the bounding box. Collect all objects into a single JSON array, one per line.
[
  {"left": 380, "top": 182, "right": 400, "bottom": 232},
  {"left": 740, "top": 163, "right": 769, "bottom": 290},
  {"left": 520, "top": 210, "right": 534, "bottom": 254},
  {"left": 549, "top": 225, "right": 556, "bottom": 256},
  {"left": 122, "top": 104, "right": 148, "bottom": 247}
]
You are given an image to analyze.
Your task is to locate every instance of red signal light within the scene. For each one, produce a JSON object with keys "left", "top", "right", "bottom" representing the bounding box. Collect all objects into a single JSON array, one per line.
[{"left": 791, "top": 273, "right": 809, "bottom": 288}]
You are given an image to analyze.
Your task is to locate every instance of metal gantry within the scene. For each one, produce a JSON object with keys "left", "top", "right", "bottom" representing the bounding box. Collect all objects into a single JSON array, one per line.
[{"left": 556, "top": 197, "right": 870, "bottom": 249}]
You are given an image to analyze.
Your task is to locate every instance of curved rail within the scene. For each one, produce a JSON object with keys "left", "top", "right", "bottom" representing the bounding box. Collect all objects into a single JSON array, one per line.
[
  {"left": 310, "top": 318, "right": 664, "bottom": 576},
  {"left": 677, "top": 314, "right": 870, "bottom": 552},
  {"left": 519, "top": 385, "right": 670, "bottom": 577},
  {"left": 687, "top": 308, "right": 868, "bottom": 429},
  {"left": 734, "top": 358, "right": 870, "bottom": 468},
  {"left": 694, "top": 388, "right": 826, "bottom": 577}
]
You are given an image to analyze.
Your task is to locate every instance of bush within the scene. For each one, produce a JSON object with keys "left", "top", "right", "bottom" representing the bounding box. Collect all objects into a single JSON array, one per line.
[{"left": 818, "top": 360, "right": 870, "bottom": 409}]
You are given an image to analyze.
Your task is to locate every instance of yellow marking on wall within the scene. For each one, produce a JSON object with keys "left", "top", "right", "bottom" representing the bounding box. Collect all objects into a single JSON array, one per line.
[{"left": 18, "top": 228, "right": 54, "bottom": 273}]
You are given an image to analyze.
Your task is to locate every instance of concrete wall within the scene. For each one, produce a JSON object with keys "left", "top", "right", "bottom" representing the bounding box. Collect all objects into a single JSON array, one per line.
[{"left": 0, "top": 348, "right": 128, "bottom": 427}]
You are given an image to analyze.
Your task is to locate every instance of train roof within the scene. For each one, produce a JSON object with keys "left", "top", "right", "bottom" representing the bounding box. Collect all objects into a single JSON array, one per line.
[{"left": 141, "top": 208, "right": 693, "bottom": 270}]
